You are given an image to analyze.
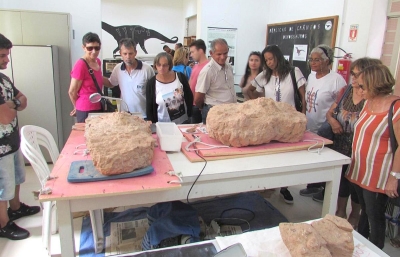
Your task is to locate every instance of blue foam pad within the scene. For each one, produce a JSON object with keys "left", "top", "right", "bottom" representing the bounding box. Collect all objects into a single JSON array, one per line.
[{"left": 67, "top": 160, "right": 154, "bottom": 183}]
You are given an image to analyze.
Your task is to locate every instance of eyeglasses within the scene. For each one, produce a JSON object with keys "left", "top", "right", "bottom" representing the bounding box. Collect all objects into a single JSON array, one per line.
[
  {"left": 86, "top": 46, "right": 101, "bottom": 51},
  {"left": 350, "top": 70, "right": 361, "bottom": 78},
  {"left": 308, "top": 58, "right": 322, "bottom": 63}
]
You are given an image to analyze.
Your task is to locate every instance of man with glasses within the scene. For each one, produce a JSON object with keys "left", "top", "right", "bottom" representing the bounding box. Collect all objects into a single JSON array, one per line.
[
  {"left": 195, "top": 38, "right": 237, "bottom": 124},
  {"left": 103, "top": 38, "right": 154, "bottom": 117},
  {"left": 0, "top": 34, "right": 40, "bottom": 240}
]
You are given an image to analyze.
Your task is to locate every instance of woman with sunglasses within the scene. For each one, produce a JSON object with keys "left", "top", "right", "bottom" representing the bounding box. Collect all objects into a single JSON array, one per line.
[
  {"left": 322, "top": 58, "right": 382, "bottom": 229},
  {"left": 346, "top": 64, "right": 399, "bottom": 249},
  {"left": 248, "top": 45, "right": 307, "bottom": 204},
  {"left": 69, "top": 32, "right": 109, "bottom": 122},
  {"left": 299, "top": 44, "right": 346, "bottom": 199},
  {"left": 239, "top": 51, "right": 263, "bottom": 101}
]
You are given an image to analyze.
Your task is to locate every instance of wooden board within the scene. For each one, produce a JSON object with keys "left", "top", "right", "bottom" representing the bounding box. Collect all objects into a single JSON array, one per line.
[
  {"left": 179, "top": 126, "right": 332, "bottom": 162},
  {"left": 40, "top": 131, "right": 180, "bottom": 201}
]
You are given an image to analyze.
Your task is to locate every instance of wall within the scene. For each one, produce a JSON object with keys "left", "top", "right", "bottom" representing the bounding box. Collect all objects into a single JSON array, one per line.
[
  {"left": 198, "top": 0, "right": 269, "bottom": 84},
  {"left": 101, "top": 0, "right": 184, "bottom": 58},
  {"left": 183, "top": 0, "right": 197, "bottom": 37},
  {"left": 183, "top": 0, "right": 197, "bottom": 18},
  {"left": 267, "top": 0, "right": 388, "bottom": 70},
  {"left": 0, "top": 0, "right": 102, "bottom": 65}
]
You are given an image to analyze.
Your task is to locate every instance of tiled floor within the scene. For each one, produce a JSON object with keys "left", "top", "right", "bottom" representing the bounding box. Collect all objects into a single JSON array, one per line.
[{"left": 0, "top": 167, "right": 399, "bottom": 256}]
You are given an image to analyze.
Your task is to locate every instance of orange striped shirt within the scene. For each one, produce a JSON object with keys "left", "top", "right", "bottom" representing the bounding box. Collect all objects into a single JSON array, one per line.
[{"left": 346, "top": 100, "right": 400, "bottom": 193}]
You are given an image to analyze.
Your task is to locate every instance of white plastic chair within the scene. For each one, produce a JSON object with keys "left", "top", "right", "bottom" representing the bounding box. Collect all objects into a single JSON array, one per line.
[
  {"left": 21, "top": 125, "right": 105, "bottom": 254},
  {"left": 20, "top": 125, "right": 59, "bottom": 255}
]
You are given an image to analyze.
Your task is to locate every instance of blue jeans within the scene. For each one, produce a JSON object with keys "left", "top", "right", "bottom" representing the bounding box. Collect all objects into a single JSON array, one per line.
[
  {"left": 76, "top": 109, "right": 102, "bottom": 123},
  {"left": 352, "top": 183, "right": 388, "bottom": 249},
  {"left": 191, "top": 106, "right": 202, "bottom": 124},
  {"left": 201, "top": 104, "right": 213, "bottom": 124}
]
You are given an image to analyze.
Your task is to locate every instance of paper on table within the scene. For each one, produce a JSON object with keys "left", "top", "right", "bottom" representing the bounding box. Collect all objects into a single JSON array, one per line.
[
  {"left": 352, "top": 237, "right": 382, "bottom": 257},
  {"left": 216, "top": 226, "right": 290, "bottom": 257},
  {"left": 216, "top": 226, "right": 383, "bottom": 257}
]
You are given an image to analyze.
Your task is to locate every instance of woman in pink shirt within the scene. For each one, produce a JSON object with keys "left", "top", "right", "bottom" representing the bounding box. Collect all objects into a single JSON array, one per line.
[{"left": 68, "top": 32, "right": 104, "bottom": 122}]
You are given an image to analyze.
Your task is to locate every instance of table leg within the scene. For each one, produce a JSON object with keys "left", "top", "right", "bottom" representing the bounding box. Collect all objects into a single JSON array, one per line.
[
  {"left": 322, "top": 165, "right": 342, "bottom": 216},
  {"left": 57, "top": 201, "right": 76, "bottom": 257},
  {"left": 90, "top": 209, "right": 104, "bottom": 253}
]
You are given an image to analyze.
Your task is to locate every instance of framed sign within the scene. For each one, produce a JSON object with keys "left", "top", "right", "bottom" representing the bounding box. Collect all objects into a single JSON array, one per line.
[
  {"left": 207, "top": 27, "right": 238, "bottom": 73},
  {"left": 266, "top": 16, "right": 339, "bottom": 78}
]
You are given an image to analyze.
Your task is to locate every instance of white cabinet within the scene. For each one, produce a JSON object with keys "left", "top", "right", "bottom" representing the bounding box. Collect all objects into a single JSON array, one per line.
[
  {"left": 0, "top": 9, "right": 72, "bottom": 146},
  {"left": 9, "top": 45, "right": 63, "bottom": 151}
]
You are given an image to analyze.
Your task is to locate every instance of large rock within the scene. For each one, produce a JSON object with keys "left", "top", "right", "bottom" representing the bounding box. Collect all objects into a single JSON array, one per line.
[
  {"left": 85, "top": 113, "right": 155, "bottom": 175},
  {"left": 311, "top": 216, "right": 354, "bottom": 257},
  {"left": 206, "top": 98, "right": 307, "bottom": 147},
  {"left": 279, "top": 223, "right": 331, "bottom": 257}
]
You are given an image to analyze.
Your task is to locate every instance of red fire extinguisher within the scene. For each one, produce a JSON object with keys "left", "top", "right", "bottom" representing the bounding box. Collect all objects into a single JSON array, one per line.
[{"left": 337, "top": 53, "right": 352, "bottom": 84}]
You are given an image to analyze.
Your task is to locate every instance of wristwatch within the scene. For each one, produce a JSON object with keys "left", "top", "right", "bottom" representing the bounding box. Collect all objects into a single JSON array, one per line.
[
  {"left": 390, "top": 171, "right": 400, "bottom": 179},
  {"left": 12, "top": 98, "right": 21, "bottom": 110}
]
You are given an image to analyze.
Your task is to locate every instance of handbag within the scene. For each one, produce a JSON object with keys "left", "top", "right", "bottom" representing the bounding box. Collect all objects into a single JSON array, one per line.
[
  {"left": 289, "top": 68, "right": 302, "bottom": 112},
  {"left": 316, "top": 85, "right": 352, "bottom": 140},
  {"left": 80, "top": 58, "right": 116, "bottom": 112},
  {"left": 387, "top": 98, "right": 400, "bottom": 206}
]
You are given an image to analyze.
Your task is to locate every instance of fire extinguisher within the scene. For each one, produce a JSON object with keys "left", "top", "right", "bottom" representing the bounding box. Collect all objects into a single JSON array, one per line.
[{"left": 335, "top": 47, "right": 352, "bottom": 83}]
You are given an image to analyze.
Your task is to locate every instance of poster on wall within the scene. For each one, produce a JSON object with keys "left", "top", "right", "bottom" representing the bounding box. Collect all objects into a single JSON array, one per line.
[
  {"left": 207, "top": 27, "right": 237, "bottom": 73},
  {"left": 266, "top": 16, "right": 338, "bottom": 78}
]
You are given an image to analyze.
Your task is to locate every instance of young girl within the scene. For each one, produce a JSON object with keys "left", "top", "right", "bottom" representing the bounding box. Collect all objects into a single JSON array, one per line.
[{"left": 239, "top": 51, "right": 263, "bottom": 101}]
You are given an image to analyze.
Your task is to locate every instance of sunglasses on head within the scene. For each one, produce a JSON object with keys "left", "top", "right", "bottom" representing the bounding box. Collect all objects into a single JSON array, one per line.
[{"left": 86, "top": 46, "right": 101, "bottom": 51}]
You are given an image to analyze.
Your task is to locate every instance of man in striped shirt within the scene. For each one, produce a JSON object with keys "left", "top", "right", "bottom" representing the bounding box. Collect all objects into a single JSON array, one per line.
[{"left": 195, "top": 38, "right": 237, "bottom": 124}]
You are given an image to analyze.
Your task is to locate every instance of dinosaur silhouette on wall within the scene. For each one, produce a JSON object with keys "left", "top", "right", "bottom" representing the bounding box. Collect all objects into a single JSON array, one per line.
[{"left": 102, "top": 22, "right": 178, "bottom": 55}]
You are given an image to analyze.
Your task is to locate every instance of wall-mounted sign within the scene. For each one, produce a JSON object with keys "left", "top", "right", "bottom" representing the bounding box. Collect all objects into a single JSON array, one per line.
[
  {"left": 266, "top": 16, "right": 339, "bottom": 78},
  {"left": 349, "top": 24, "right": 359, "bottom": 42},
  {"left": 207, "top": 27, "right": 238, "bottom": 73}
]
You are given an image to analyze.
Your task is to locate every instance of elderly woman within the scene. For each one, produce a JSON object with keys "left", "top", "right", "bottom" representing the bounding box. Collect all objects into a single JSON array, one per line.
[
  {"left": 322, "top": 58, "right": 382, "bottom": 229},
  {"left": 146, "top": 52, "right": 193, "bottom": 124},
  {"left": 300, "top": 44, "right": 347, "bottom": 199},
  {"left": 68, "top": 32, "right": 113, "bottom": 122},
  {"left": 172, "top": 48, "right": 192, "bottom": 79},
  {"left": 346, "top": 64, "right": 399, "bottom": 249}
]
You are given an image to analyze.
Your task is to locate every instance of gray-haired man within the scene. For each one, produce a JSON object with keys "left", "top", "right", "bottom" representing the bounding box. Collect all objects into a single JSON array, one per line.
[{"left": 194, "top": 38, "right": 236, "bottom": 124}]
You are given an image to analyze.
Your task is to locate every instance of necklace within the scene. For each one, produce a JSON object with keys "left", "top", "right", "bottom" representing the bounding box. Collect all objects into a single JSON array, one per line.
[
  {"left": 368, "top": 95, "right": 390, "bottom": 113},
  {"left": 342, "top": 88, "right": 365, "bottom": 112}
]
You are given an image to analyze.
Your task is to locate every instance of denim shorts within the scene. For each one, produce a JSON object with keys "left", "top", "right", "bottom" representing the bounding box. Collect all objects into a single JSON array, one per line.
[{"left": 0, "top": 150, "right": 26, "bottom": 201}]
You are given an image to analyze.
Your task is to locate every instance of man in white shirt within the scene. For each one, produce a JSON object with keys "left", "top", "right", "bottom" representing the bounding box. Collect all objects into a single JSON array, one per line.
[
  {"left": 195, "top": 38, "right": 236, "bottom": 124},
  {"left": 103, "top": 38, "right": 154, "bottom": 118}
]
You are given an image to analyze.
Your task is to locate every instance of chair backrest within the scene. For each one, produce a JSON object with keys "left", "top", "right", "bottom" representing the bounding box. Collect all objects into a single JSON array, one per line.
[{"left": 20, "top": 125, "right": 60, "bottom": 188}]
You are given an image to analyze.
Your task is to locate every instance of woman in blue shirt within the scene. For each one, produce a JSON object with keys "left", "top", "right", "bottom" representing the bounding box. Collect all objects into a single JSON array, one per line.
[{"left": 172, "top": 48, "right": 192, "bottom": 80}]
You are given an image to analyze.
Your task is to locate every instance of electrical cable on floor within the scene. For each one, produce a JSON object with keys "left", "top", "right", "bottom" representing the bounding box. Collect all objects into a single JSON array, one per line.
[
  {"left": 220, "top": 208, "right": 256, "bottom": 223},
  {"left": 186, "top": 150, "right": 207, "bottom": 204}
]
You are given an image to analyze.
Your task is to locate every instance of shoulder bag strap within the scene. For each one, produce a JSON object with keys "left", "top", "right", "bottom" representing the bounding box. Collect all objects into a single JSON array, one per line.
[
  {"left": 290, "top": 67, "right": 302, "bottom": 112},
  {"left": 333, "top": 85, "right": 353, "bottom": 118},
  {"left": 389, "top": 99, "right": 400, "bottom": 153},
  {"left": 289, "top": 68, "right": 298, "bottom": 95},
  {"left": 80, "top": 58, "right": 103, "bottom": 95}
]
